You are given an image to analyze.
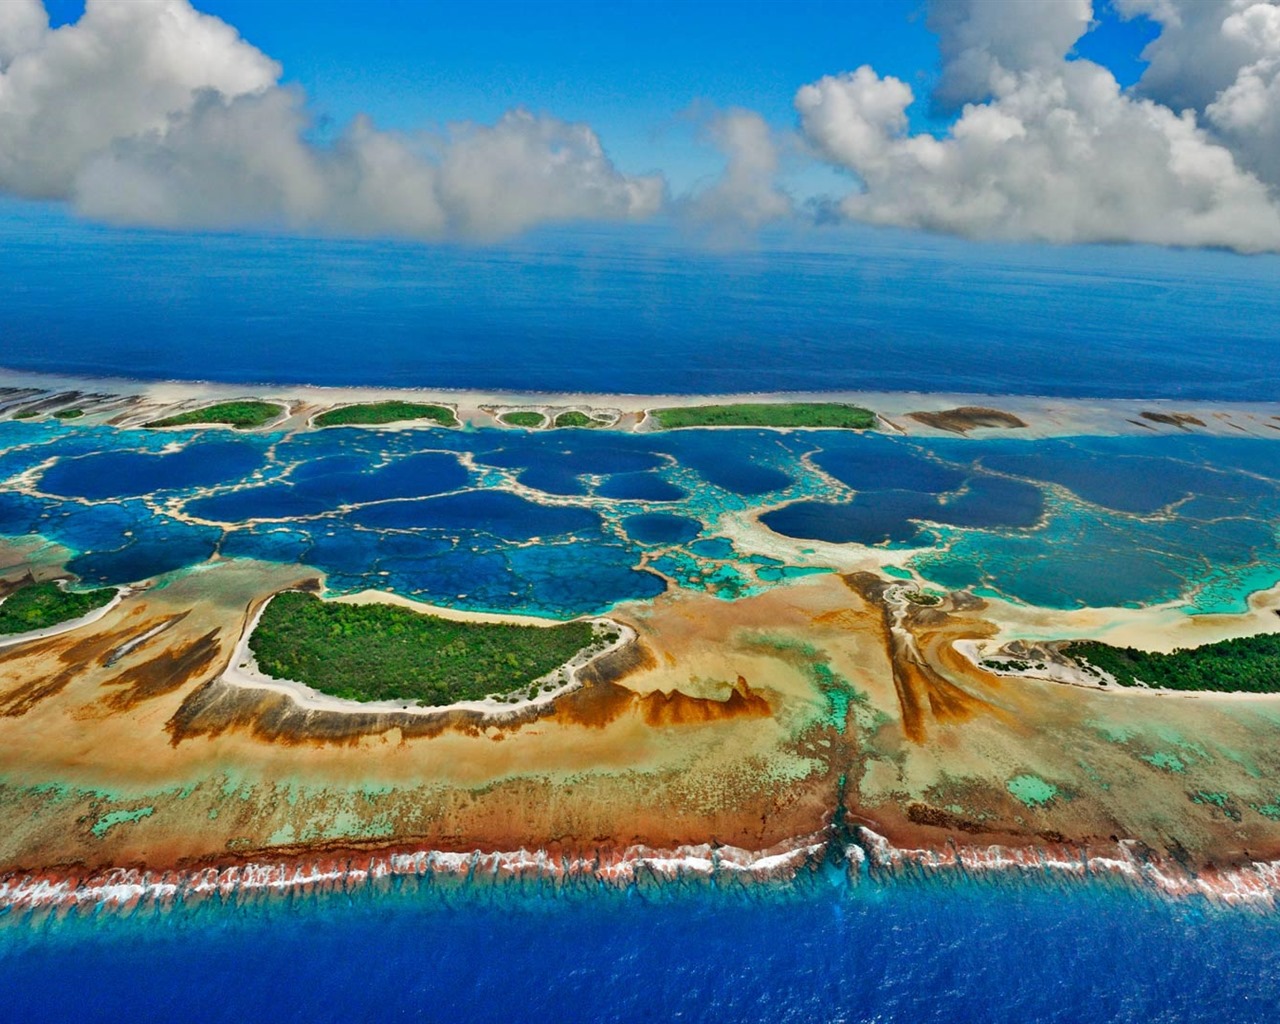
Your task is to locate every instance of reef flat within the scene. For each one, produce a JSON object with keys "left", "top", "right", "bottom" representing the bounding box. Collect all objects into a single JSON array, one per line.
[{"left": 3, "top": 370, "right": 1280, "bottom": 909}]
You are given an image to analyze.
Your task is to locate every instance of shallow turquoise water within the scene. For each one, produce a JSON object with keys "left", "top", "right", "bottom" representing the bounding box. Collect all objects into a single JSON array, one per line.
[{"left": 2, "top": 421, "right": 1279, "bottom": 614}]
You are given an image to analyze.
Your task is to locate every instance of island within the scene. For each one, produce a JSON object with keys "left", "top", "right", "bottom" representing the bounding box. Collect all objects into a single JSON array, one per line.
[
  {"left": 648, "top": 402, "right": 876, "bottom": 429},
  {"left": 552, "top": 410, "right": 602, "bottom": 428},
  {"left": 0, "top": 580, "right": 116, "bottom": 636},
  {"left": 145, "top": 400, "right": 285, "bottom": 430},
  {"left": 313, "top": 401, "right": 458, "bottom": 428},
  {"left": 497, "top": 410, "right": 546, "bottom": 428},
  {"left": 246, "top": 591, "right": 607, "bottom": 705}
]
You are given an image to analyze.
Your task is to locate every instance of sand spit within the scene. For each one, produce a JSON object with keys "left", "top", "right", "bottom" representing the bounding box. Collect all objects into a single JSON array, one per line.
[{"left": 2, "top": 365, "right": 1278, "bottom": 440}]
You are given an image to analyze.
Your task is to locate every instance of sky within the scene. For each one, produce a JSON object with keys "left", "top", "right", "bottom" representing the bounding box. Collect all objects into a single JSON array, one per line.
[{"left": 2, "top": 0, "right": 1280, "bottom": 251}]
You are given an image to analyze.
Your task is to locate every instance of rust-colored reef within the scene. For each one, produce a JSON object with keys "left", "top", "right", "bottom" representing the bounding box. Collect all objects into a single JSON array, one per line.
[{"left": 2, "top": 558, "right": 1280, "bottom": 888}]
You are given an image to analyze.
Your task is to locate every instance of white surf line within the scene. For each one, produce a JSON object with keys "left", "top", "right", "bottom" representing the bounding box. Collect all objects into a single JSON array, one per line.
[
  {"left": 0, "top": 585, "right": 128, "bottom": 650},
  {"left": 219, "top": 592, "right": 636, "bottom": 719}
]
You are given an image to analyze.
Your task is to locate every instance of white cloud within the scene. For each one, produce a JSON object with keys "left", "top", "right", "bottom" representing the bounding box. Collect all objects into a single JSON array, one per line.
[
  {"left": 0, "top": 0, "right": 278, "bottom": 199},
  {"left": 795, "top": 0, "right": 1280, "bottom": 252},
  {"left": 928, "top": 0, "right": 1093, "bottom": 108},
  {"left": 685, "top": 108, "right": 792, "bottom": 231},
  {"left": 1118, "top": 0, "right": 1265, "bottom": 112},
  {"left": 1118, "top": 1, "right": 1280, "bottom": 188},
  {"left": 8, "top": 0, "right": 1280, "bottom": 251},
  {"left": 0, "top": 0, "right": 663, "bottom": 239},
  {"left": 0, "top": 0, "right": 48, "bottom": 71}
]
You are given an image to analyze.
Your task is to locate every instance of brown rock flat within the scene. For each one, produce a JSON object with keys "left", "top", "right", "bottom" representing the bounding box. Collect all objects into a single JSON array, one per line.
[{"left": 905, "top": 406, "right": 1028, "bottom": 433}]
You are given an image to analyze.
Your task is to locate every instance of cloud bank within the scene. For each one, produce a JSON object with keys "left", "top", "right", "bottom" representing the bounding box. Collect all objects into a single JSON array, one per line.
[
  {"left": 795, "top": 0, "right": 1280, "bottom": 252},
  {"left": 0, "top": 0, "right": 662, "bottom": 239},
  {"left": 4, "top": 0, "right": 1280, "bottom": 251}
]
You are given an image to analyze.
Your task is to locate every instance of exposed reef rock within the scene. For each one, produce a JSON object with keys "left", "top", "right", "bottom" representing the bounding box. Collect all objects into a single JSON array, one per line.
[
  {"left": 905, "top": 406, "right": 1028, "bottom": 434},
  {"left": 1140, "top": 410, "right": 1207, "bottom": 429}
]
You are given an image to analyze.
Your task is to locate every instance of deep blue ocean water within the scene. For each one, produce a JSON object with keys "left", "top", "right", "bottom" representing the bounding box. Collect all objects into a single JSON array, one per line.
[
  {"left": 3, "top": 877, "right": 1280, "bottom": 1024},
  {"left": 3, "top": 206, "right": 1280, "bottom": 399}
]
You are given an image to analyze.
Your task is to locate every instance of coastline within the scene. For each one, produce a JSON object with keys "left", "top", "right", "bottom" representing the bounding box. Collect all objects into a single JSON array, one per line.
[
  {"left": 221, "top": 590, "right": 637, "bottom": 720},
  {"left": 3, "top": 375, "right": 1280, "bottom": 921},
  {"left": 5, "top": 824, "right": 1280, "bottom": 915},
  {"left": 3, "top": 364, "right": 1278, "bottom": 440},
  {"left": 0, "top": 586, "right": 128, "bottom": 651}
]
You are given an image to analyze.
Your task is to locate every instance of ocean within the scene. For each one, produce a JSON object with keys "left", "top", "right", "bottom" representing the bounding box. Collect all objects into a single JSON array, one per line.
[
  {"left": 3, "top": 876, "right": 1280, "bottom": 1024},
  {"left": 3, "top": 204, "right": 1280, "bottom": 400},
  {"left": 4, "top": 212, "right": 1280, "bottom": 1021}
]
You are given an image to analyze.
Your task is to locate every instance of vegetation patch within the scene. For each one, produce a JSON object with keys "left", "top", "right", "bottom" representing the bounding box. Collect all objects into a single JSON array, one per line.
[
  {"left": 1191, "top": 790, "right": 1241, "bottom": 821},
  {"left": 499, "top": 411, "right": 545, "bottom": 428},
  {"left": 53, "top": 408, "right": 84, "bottom": 420},
  {"left": 249, "top": 591, "right": 600, "bottom": 705},
  {"left": 0, "top": 581, "right": 116, "bottom": 636},
  {"left": 1066, "top": 633, "right": 1280, "bottom": 693},
  {"left": 650, "top": 403, "right": 876, "bottom": 430},
  {"left": 11, "top": 409, "right": 39, "bottom": 419},
  {"left": 145, "top": 400, "right": 284, "bottom": 430},
  {"left": 1252, "top": 798, "right": 1280, "bottom": 821},
  {"left": 313, "top": 401, "right": 457, "bottom": 428},
  {"left": 552, "top": 410, "right": 600, "bottom": 429}
]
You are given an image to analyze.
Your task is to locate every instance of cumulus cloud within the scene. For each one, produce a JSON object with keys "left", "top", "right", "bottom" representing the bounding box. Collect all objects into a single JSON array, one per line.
[
  {"left": 1123, "top": 0, "right": 1280, "bottom": 190},
  {"left": 685, "top": 108, "right": 792, "bottom": 231},
  {"left": 1118, "top": 0, "right": 1266, "bottom": 112},
  {"left": 0, "top": 0, "right": 662, "bottom": 239},
  {"left": 928, "top": 0, "right": 1093, "bottom": 109},
  {"left": 796, "top": 0, "right": 1280, "bottom": 252}
]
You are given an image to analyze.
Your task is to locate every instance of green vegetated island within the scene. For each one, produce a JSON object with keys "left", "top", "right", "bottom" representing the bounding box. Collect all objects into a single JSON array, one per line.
[
  {"left": 1066, "top": 633, "right": 1280, "bottom": 693},
  {"left": 552, "top": 410, "right": 602, "bottom": 428},
  {"left": 649, "top": 403, "right": 876, "bottom": 430},
  {"left": 249, "top": 591, "right": 606, "bottom": 705},
  {"left": 314, "top": 401, "right": 458, "bottom": 428},
  {"left": 145, "top": 400, "right": 285, "bottom": 430},
  {"left": 0, "top": 581, "right": 116, "bottom": 636},
  {"left": 498, "top": 411, "right": 546, "bottom": 428}
]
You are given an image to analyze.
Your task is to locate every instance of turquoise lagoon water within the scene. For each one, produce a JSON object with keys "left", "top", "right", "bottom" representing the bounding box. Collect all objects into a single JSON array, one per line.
[{"left": 0, "top": 420, "right": 1278, "bottom": 613}]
